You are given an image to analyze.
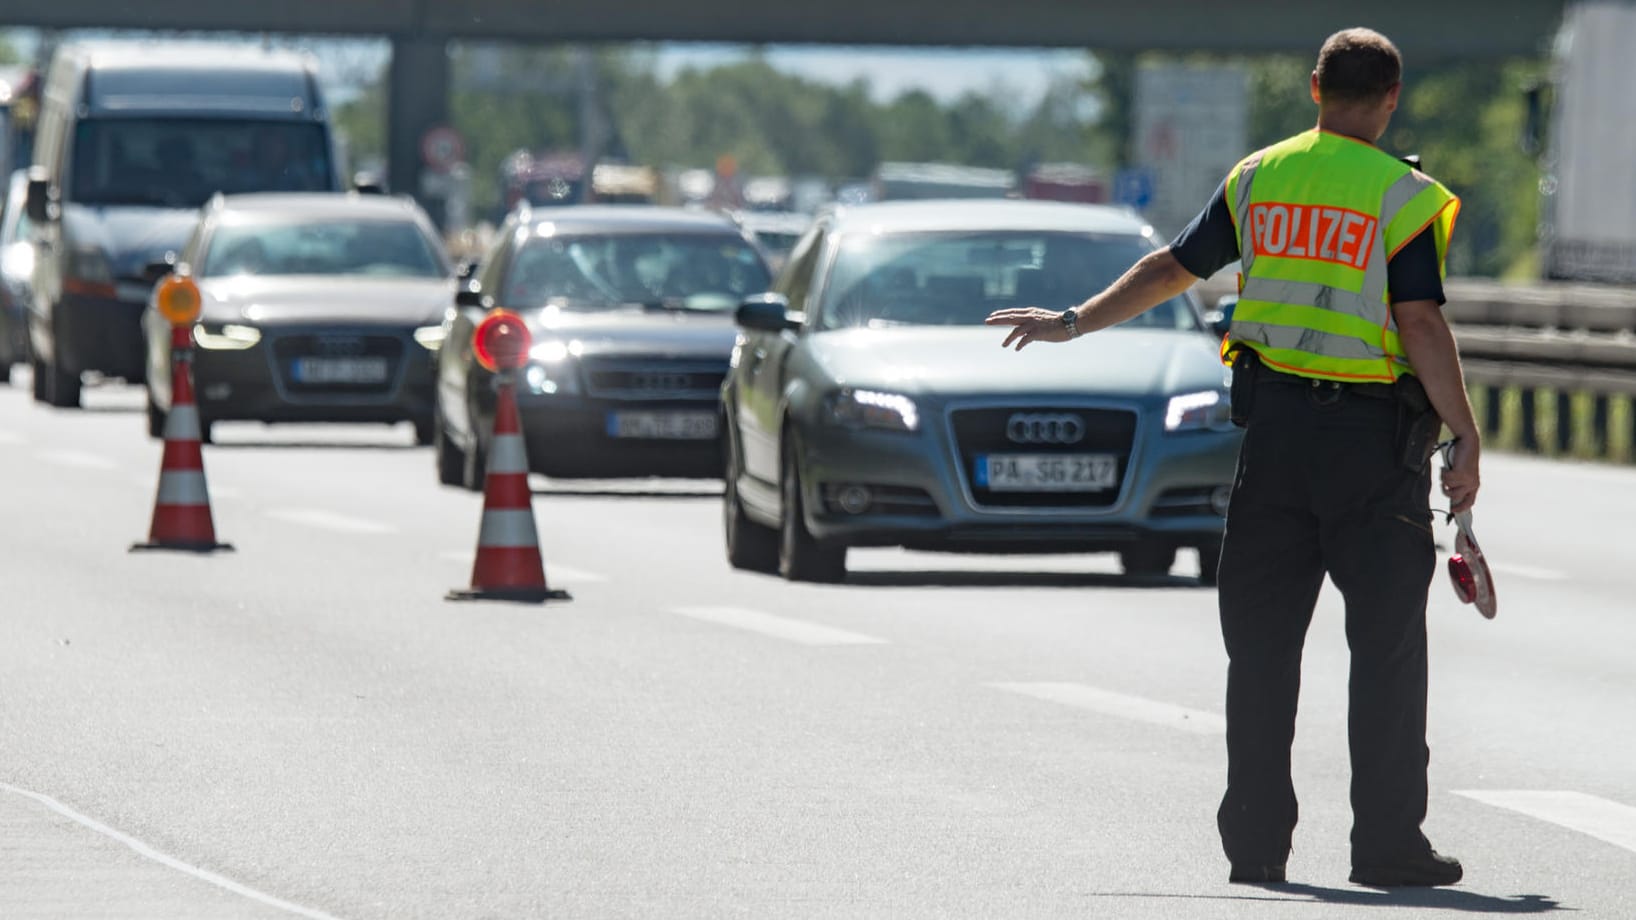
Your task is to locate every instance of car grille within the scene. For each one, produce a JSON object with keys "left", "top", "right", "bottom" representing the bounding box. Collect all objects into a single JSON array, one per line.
[
  {"left": 950, "top": 405, "right": 1138, "bottom": 508},
  {"left": 270, "top": 331, "right": 404, "bottom": 397},
  {"left": 583, "top": 358, "right": 727, "bottom": 401}
]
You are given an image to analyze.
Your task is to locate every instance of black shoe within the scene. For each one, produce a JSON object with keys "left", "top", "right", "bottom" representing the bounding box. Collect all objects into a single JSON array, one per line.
[
  {"left": 1350, "top": 850, "right": 1462, "bottom": 887},
  {"left": 1229, "top": 863, "right": 1286, "bottom": 884}
]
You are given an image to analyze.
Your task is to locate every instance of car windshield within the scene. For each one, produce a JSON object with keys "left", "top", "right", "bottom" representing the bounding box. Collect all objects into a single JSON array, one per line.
[
  {"left": 203, "top": 219, "right": 447, "bottom": 279},
  {"left": 817, "top": 231, "right": 1200, "bottom": 332},
  {"left": 71, "top": 119, "right": 333, "bottom": 208},
  {"left": 503, "top": 232, "right": 770, "bottom": 311}
]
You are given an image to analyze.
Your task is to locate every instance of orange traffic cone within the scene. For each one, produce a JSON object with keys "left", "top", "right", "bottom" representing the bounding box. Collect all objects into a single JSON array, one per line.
[
  {"left": 132, "top": 327, "right": 232, "bottom": 553},
  {"left": 447, "top": 376, "right": 568, "bottom": 602}
]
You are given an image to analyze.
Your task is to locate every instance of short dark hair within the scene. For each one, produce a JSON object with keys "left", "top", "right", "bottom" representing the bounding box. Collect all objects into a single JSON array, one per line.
[{"left": 1315, "top": 28, "right": 1402, "bottom": 105}]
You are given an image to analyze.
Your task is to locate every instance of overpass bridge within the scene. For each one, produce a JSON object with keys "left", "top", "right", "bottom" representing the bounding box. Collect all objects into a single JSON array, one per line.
[{"left": 0, "top": 0, "right": 1569, "bottom": 217}]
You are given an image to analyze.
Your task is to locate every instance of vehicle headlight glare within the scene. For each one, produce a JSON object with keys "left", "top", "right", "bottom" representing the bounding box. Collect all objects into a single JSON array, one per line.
[
  {"left": 1165, "top": 390, "right": 1232, "bottom": 432},
  {"left": 413, "top": 324, "right": 446, "bottom": 350},
  {"left": 826, "top": 387, "right": 919, "bottom": 432},
  {"left": 524, "top": 358, "right": 579, "bottom": 395},
  {"left": 531, "top": 340, "right": 574, "bottom": 363},
  {"left": 193, "top": 323, "right": 262, "bottom": 350}
]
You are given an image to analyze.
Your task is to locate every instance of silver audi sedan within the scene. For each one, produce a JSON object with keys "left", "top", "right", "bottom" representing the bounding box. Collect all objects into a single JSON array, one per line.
[{"left": 721, "top": 199, "right": 1242, "bottom": 583}]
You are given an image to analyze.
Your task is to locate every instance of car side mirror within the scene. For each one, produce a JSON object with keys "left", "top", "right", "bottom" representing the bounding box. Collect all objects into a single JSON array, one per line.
[
  {"left": 1205, "top": 295, "right": 1237, "bottom": 337},
  {"left": 736, "top": 292, "right": 798, "bottom": 333},
  {"left": 25, "top": 168, "right": 55, "bottom": 224},
  {"left": 141, "top": 254, "right": 178, "bottom": 285},
  {"left": 455, "top": 280, "right": 488, "bottom": 309},
  {"left": 353, "top": 171, "right": 387, "bottom": 195}
]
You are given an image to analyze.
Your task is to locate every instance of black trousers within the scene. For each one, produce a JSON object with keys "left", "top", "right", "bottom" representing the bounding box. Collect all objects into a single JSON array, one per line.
[{"left": 1215, "top": 376, "right": 1436, "bottom": 867}]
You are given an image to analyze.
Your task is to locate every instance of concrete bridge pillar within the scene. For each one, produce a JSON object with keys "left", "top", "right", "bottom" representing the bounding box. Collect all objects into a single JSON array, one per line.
[{"left": 387, "top": 34, "right": 450, "bottom": 224}]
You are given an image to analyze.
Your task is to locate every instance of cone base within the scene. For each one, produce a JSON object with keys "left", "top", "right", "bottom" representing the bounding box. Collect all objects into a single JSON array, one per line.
[
  {"left": 130, "top": 541, "right": 236, "bottom": 554},
  {"left": 446, "top": 586, "right": 572, "bottom": 604}
]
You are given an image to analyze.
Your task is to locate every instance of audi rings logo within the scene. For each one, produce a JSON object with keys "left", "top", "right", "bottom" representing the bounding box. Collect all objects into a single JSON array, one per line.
[
  {"left": 1006, "top": 412, "right": 1085, "bottom": 445},
  {"left": 631, "top": 371, "right": 692, "bottom": 392}
]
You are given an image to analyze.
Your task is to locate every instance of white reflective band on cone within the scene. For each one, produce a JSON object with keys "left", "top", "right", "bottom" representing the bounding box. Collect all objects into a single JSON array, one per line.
[
  {"left": 477, "top": 509, "right": 541, "bottom": 548},
  {"left": 488, "top": 434, "right": 529, "bottom": 475},
  {"left": 165, "top": 404, "right": 202, "bottom": 442},
  {"left": 155, "top": 470, "right": 210, "bottom": 505}
]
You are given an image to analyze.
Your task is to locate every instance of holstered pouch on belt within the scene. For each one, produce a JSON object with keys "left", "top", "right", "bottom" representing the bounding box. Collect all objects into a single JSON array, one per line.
[
  {"left": 1393, "top": 374, "right": 1441, "bottom": 471},
  {"left": 1229, "top": 349, "right": 1257, "bottom": 428}
]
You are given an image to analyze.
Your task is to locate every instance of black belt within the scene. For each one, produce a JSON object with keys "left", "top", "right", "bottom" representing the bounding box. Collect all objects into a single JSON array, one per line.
[{"left": 1257, "top": 366, "right": 1397, "bottom": 400}]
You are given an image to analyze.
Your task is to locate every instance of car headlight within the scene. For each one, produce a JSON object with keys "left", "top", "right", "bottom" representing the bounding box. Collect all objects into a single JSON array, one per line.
[
  {"left": 824, "top": 387, "right": 919, "bottom": 432},
  {"left": 1165, "top": 390, "right": 1233, "bottom": 432},
  {"left": 413, "top": 324, "right": 447, "bottom": 350},
  {"left": 193, "top": 323, "right": 262, "bottom": 350},
  {"left": 523, "top": 339, "right": 581, "bottom": 395}
]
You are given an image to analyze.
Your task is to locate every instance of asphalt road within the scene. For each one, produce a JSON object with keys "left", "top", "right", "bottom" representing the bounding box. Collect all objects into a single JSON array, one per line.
[{"left": 2, "top": 374, "right": 1632, "bottom": 919}]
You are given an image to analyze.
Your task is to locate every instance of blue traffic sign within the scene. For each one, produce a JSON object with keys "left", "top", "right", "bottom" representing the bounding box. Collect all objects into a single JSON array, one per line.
[{"left": 1114, "top": 168, "right": 1154, "bottom": 210}]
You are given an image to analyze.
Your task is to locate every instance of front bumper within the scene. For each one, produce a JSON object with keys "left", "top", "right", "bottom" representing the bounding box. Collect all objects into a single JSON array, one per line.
[
  {"left": 52, "top": 291, "right": 146, "bottom": 379},
  {"left": 190, "top": 327, "right": 436, "bottom": 426},
  {"left": 797, "top": 400, "right": 1241, "bottom": 553},
  {"left": 512, "top": 392, "right": 724, "bottom": 479}
]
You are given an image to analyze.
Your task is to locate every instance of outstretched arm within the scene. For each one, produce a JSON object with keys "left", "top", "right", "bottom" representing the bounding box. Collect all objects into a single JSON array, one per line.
[{"left": 985, "top": 247, "right": 1201, "bottom": 350}]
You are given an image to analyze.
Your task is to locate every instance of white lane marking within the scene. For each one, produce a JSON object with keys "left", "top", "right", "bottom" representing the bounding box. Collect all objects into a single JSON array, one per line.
[
  {"left": 38, "top": 448, "right": 119, "bottom": 471},
  {"left": 671, "top": 606, "right": 887, "bottom": 647},
  {"left": 265, "top": 509, "right": 396, "bottom": 535},
  {"left": 439, "top": 551, "right": 607, "bottom": 583},
  {"left": 1487, "top": 561, "right": 1568, "bottom": 581},
  {"left": 989, "top": 682, "right": 1226, "bottom": 736},
  {"left": 0, "top": 781, "right": 350, "bottom": 920},
  {"left": 1456, "top": 790, "right": 1636, "bottom": 854}
]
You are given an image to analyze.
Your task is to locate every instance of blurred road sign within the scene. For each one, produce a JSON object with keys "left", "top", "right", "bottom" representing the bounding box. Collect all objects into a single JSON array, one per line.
[
  {"left": 1114, "top": 168, "right": 1154, "bottom": 210},
  {"left": 420, "top": 125, "right": 466, "bottom": 172},
  {"left": 1134, "top": 62, "right": 1248, "bottom": 238}
]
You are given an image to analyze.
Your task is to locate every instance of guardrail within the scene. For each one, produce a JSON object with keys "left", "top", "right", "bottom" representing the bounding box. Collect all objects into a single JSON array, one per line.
[{"left": 1445, "top": 279, "right": 1636, "bottom": 463}]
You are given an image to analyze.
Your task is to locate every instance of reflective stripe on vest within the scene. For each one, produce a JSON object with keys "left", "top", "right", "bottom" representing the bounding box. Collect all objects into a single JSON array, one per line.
[{"left": 1222, "top": 130, "right": 1458, "bottom": 383}]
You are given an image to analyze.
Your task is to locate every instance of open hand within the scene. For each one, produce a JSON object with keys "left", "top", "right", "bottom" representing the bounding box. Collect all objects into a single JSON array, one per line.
[{"left": 985, "top": 307, "right": 1071, "bottom": 351}]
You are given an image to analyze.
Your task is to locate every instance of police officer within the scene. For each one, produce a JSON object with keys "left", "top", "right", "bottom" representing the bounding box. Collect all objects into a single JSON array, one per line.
[{"left": 986, "top": 27, "right": 1480, "bottom": 887}]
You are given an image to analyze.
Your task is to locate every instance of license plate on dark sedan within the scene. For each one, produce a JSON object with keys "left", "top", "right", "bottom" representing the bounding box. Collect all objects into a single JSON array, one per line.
[
  {"left": 606, "top": 411, "right": 719, "bottom": 440},
  {"left": 976, "top": 453, "right": 1118, "bottom": 491},
  {"left": 292, "top": 357, "right": 389, "bottom": 384}
]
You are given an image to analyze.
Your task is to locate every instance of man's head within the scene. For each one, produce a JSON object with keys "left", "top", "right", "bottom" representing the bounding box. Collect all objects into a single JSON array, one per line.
[{"left": 1309, "top": 28, "right": 1403, "bottom": 140}]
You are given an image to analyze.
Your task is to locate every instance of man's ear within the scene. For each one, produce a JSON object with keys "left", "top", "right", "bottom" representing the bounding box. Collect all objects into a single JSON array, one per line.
[
  {"left": 1384, "top": 82, "right": 1403, "bottom": 113},
  {"left": 1310, "top": 71, "right": 1322, "bottom": 105}
]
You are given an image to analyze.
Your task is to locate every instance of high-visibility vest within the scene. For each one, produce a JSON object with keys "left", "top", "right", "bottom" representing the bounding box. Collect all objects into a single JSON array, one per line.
[{"left": 1222, "top": 129, "right": 1460, "bottom": 382}]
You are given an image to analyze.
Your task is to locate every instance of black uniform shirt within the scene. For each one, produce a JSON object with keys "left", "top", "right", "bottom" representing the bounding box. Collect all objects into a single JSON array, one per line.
[{"left": 1170, "top": 178, "right": 1446, "bottom": 306}]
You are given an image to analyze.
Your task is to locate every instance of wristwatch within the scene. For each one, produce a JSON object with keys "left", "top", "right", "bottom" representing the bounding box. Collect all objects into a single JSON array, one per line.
[{"left": 1059, "top": 308, "right": 1081, "bottom": 339}]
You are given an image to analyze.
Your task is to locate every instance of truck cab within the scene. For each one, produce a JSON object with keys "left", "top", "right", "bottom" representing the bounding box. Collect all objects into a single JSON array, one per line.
[{"left": 25, "top": 42, "right": 342, "bottom": 407}]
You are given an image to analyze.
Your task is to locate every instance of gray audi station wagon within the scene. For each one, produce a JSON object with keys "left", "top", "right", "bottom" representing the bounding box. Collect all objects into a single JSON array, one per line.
[{"left": 721, "top": 199, "right": 1242, "bottom": 584}]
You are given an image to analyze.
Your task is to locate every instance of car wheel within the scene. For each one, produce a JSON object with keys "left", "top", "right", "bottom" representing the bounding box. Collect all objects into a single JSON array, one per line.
[
  {"left": 44, "top": 350, "right": 81, "bottom": 408},
  {"left": 778, "top": 435, "right": 846, "bottom": 583},
  {"left": 146, "top": 390, "right": 166, "bottom": 439},
  {"left": 30, "top": 353, "right": 47, "bottom": 402},
  {"left": 412, "top": 415, "right": 436, "bottom": 447},
  {"left": 461, "top": 425, "right": 488, "bottom": 493},
  {"left": 724, "top": 434, "right": 778, "bottom": 573},
  {"left": 1196, "top": 543, "right": 1222, "bottom": 587},
  {"left": 434, "top": 411, "right": 464, "bottom": 487},
  {"left": 1120, "top": 542, "right": 1177, "bottom": 578}
]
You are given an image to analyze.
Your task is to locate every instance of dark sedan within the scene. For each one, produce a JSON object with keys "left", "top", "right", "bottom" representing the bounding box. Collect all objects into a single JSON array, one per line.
[
  {"left": 143, "top": 193, "right": 454, "bottom": 442},
  {"left": 434, "top": 206, "right": 771, "bottom": 489}
]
